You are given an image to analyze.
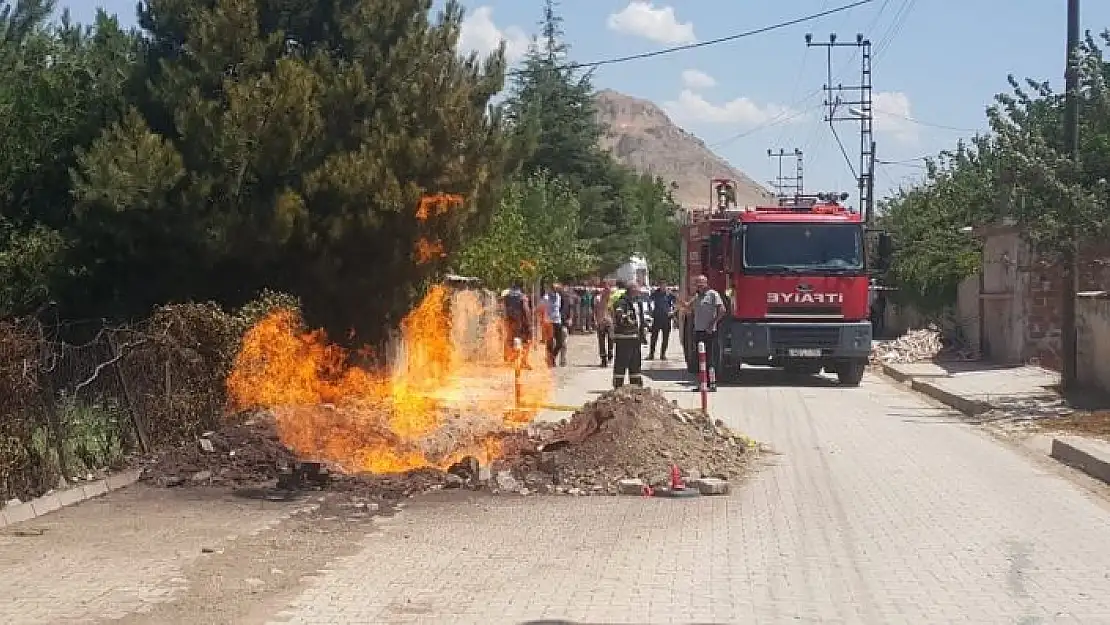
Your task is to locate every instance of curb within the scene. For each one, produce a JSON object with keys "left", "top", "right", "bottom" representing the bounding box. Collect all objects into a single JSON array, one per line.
[
  {"left": 1051, "top": 437, "right": 1110, "bottom": 485},
  {"left": 879, "top": 363, "right": 914, "bottom": 383},
  {"left": 907, "top": 379, "right": 993, "bottom": 417},
  {"left": 0, "top": 468, "right": 142, "bottom": 529},
  {"left": 880, "top": 363, "right": 991, "bottom": 416}
]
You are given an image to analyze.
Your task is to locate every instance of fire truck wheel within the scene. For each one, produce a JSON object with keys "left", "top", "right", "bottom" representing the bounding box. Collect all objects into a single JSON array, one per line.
[{"left": 837, "top": 360, "right": 866, "bottom": 386}]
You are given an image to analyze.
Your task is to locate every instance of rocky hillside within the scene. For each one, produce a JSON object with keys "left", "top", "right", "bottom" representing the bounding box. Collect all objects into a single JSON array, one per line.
[{"left": 594, "top": 88, "right": 773, "bottom": 209}]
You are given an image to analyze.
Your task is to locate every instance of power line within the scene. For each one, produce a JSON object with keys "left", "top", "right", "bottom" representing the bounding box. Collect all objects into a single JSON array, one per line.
[
  {"left": 708, "top": 97, "right": 823, "bottom": 149},
  {"left": 551, "top": 0, "right": 874, "bottom": 72},
  {"left": 874, "top": 109, "right": 981, "bottom": 132}
]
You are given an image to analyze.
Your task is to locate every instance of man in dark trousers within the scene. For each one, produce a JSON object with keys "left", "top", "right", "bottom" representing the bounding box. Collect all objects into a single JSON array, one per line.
[
  {"left": 501, "top": 279, "right": 532, "bottom": 369},
  {"left": 685, "top": 274, "right": 726, "bottom": 391},
  {"left": 610, "top": 280, "right": 647, "bottom": 388},
  {"left": 646, "top": 284, "right": 676, "bottom": 360}
]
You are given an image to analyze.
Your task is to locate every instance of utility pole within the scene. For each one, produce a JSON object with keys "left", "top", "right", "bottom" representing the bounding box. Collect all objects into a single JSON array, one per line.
[
  {"left": 1061, "top": 0, "right": 1080, "bottom": 389},
  {"left": 805, "top": 32, "right": 875, "bottom": 223},
  {"left": 767, "top": 148, "right": 804, "bottom": 202}
]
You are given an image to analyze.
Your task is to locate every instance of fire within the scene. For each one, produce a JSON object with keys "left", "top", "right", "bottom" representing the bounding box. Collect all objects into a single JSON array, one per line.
[
  {"left": 226, "top": 284, "right": 554, "bottom": 474},
  {"left": 414, "top": 238, "right": 446, "bottom": 264}
]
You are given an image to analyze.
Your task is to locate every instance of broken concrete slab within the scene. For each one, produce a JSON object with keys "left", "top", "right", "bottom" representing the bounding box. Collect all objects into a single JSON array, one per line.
[
  {"left": 1051, "top": 436, "right": 1110, "bottom": 485},
  {"left": 616, "top": 478, "right": 645, "bottom": 495},
  {"left": 692, "top": 477, "right": 730, "bottom": 495}
]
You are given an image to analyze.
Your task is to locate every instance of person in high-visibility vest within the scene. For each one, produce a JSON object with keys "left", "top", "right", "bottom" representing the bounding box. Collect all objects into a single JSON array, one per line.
[{"left": 609, "top": 280, "right": 647, "bottom": 388}]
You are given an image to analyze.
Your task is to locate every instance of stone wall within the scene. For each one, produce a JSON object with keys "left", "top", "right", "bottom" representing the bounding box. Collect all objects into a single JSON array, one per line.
[{"left": 1077, "top": 291, "right": 1110, "bottom": 393}]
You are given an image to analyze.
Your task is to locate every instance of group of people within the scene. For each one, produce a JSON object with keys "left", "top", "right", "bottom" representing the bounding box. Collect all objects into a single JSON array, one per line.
[{"left": 502, "top": 277, "right": 729, "bottom": 390}]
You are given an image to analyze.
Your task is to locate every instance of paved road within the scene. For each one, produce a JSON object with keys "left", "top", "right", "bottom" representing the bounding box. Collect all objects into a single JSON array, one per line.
[{"left": 269, "top": 337, "right": 1110, "bottom": 625}]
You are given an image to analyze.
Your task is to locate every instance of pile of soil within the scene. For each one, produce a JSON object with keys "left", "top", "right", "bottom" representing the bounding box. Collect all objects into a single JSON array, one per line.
[
  {"left": 139, "top": 414, "right": 298, "bottom": 488},
  {"left": 495, "top": 387, "right": 757, "bottom": 495},
  {"left": 139, "top": 413, "right": 453, "bottom": 500}
]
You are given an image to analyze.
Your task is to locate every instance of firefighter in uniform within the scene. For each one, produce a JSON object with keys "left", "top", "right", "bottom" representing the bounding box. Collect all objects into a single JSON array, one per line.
[{"left": 609, "top": 280, "right": 647, "bottom": 388}]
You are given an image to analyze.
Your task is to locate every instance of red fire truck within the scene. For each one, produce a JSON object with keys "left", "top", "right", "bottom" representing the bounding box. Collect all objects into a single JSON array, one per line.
[{"left": 678, "top": 179, "right": 886, "bottom": 386}]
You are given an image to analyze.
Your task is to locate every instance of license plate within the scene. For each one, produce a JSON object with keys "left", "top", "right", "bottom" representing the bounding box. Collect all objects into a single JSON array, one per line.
[{"left": 787, "top": 348, "right": 822, "bottom": 358}]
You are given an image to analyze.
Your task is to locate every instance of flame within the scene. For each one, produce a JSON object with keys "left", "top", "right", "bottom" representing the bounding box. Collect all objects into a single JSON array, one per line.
[
  {"left": 226, "top": 285, "right": 554, "bottom": 474},
  {"left": 414, "top": 238, "right": 446, "bottom": 264},
  {"left": 416, "top": 193, "right": 463, "bottom": 221}
]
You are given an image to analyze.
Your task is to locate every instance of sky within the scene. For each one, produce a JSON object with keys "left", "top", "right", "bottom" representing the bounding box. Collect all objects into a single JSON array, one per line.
[{"left": 61, "top": 0, "right": 1110, "bottom": 206}]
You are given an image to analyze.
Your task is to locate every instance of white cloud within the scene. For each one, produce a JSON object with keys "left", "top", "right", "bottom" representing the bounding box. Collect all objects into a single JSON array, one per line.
[
  {"left": 458, "top": 6, "right": 530, "bottom": 63},
  {"left": 663, "top": 90, "right": 804, "bottom": 126},
  {"left": 681, "top": 69, "right": 716, "bottom": 90},
  {"left": 607, "top": 2, "right": 695, "bottom": 45},
  {"left": 871, "top": 91, "right": 919, "bottom": 143}
]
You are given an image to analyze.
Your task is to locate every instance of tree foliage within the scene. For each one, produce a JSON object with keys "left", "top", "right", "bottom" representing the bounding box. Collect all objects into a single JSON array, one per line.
[
  {"left": 880, "top": 29, "right": 1110, "bottom": 313},
  {"left": 0, "top": 0, "right": 686, "bottom": 340}
]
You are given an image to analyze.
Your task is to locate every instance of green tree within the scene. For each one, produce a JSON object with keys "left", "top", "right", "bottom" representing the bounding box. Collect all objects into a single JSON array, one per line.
[
  {"left": 502, "top": 0, "right": 681, "bottom": 277},
  {"left": 879, "top": 137, "right": 1000, "bottom": 314},
  {"left": 0, "top": 2, "right": 137, "bottom": 316},
  {"left": 456, "top": 172, "right": 593, "bottom": 286},
  {"left": 986, "top": 31, "right": 1110, "bottom": 260},
  {"left": 69, "top": 0, "right": 513, "bottom": 342}
]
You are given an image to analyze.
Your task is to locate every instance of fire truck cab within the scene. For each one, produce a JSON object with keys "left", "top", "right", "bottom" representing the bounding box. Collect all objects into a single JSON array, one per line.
[{"left": 679, "top": 180, "right": 876, "bottom": 386}]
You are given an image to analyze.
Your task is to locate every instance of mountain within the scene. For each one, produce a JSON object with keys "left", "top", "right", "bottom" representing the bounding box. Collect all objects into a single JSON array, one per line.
[{"left": 594, "top": 88, "right": 774, "bottom": 210}]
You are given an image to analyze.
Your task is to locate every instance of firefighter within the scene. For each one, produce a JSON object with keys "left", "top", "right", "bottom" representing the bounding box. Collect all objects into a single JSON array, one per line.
[{"left": 610, "top": 280, "right": 647, "bottom": 388}]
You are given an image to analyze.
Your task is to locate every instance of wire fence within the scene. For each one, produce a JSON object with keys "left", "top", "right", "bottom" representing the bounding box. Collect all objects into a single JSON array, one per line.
[
  {"left": 0, "top": 287, "right": 509, "bottom": 503},
  {"left": 0, "top": 303, "right": 242, "bottom": 503}
]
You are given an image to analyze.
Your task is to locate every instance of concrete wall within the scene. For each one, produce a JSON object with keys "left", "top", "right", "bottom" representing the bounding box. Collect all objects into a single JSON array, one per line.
[{"left": 1077, "top": 291, "right": 1110, "bottom": 393}]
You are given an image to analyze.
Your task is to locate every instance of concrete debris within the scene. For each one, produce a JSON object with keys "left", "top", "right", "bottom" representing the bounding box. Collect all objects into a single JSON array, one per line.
[
  {"left": 617, "top": 478, "right": 646, "bottom": 495},
  {"left": 692, "top": 477, "right": 730, "bottom": 495},
  {"left": 871, "top": 328, "right": 943, "bottom": 364},
  {"left": 871, "top": 327, "right": 979, "bottom": 365}
]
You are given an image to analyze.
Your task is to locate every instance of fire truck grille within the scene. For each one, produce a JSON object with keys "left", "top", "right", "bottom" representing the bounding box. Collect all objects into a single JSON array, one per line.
[
  {"left": 769, "top": 325, "right": 840, "bottom": 348},
  {"left": 767, "top": 306, "right": 842, "bottom": 316}
]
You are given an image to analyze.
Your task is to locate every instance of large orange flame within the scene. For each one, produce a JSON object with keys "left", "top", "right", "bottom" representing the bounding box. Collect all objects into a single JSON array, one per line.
[{"left": 226, "top": 285, "right": 554, "bottom": 473}]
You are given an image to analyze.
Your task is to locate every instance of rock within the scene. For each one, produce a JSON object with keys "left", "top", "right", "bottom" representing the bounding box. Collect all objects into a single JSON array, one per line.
[
  {"left": 156, "top": 476, "right": 185, "bottom": 488},
  {"left": 568, "top": 487, "right": 583, "bottom": 496},
  {"left": 523, "top": 472, "right": 552, "bottom": 488},
  {"left": 494, "top": 470, "right": 519, "bottom": 493},
  {"left": 685, "top": 468, "right": 702, "bottom": 481},
  {"left": 191, "top": 470, "right": 213, "bottom": 483},
  {"left": 4, "top": 497, "right": 21, "bottom": 507},
  {"left": 198, "top": 438, "right": 216, "bottom": 453},
  {"left": 519, "top": 487, "right": 531, "bottom": 496},
  {"left": 617, "top": 478, "right": 645, "bottom": 495},
  {"left": 694, "top": 477, "right": 730, "bottom": 495}
]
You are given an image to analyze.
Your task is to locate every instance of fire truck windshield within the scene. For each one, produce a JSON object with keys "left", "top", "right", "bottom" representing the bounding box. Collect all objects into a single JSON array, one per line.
[{"left": 741, "top": 223, "right": 864, "bottom": 273}]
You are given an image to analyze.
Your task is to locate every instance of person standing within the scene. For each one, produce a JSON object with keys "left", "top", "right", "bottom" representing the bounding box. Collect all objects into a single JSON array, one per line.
[
  {"left": 501, "top": 279, "right": 532, "bottom": 369},
  {"left": 687, "top": 274, "right": 726, "bottom": 391},
  {"left": 556, "top": 282, "right": 575, "bottom": 366},
  {"left": 593, "top": 283, "right": 614, "bottom": 367},
  {"left": 610, "top": 281, "right": 647, "bottom": 388},
  {"left": 540, "top": 282, "right": 564, "bottom": 368},
  {"left": 646, "top": 284, "right": 676, "bottom": 360}
]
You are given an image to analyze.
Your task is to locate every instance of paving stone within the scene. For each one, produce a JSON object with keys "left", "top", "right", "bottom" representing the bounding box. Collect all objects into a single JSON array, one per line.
[{"left": 267, "top": 349, "right": 1110, "bottom": 625}]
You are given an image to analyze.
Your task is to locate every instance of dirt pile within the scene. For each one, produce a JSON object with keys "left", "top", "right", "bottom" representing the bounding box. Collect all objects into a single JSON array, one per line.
[
  {"left": 139, "top": 414, "right": 297, "bottom": 487},
  {"left": 138, "top": 413, "right": 452, "bottom": 499},
  {"left": 493, "top": 387, "right": 757, "bottom": 495}
]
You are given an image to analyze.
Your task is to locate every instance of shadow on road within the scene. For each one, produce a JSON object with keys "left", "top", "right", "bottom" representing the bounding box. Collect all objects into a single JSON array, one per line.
[{"left": 644, "top": 366, "right": 840, "bottom": 389}]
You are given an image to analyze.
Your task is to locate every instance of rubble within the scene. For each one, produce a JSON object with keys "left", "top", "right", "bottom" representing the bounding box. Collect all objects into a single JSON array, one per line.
[
  {"left": 870, "top": 328, "right": 944, "bottom": 364},
  {"left": 871, "top": 327, "right": 980, "bottom": 365},
  {"left": 494, "top": 387, "right": 757, "bottom": 496},
  {"left": 139, "top": 388, "right": 758, "bottom": 500}
]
